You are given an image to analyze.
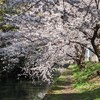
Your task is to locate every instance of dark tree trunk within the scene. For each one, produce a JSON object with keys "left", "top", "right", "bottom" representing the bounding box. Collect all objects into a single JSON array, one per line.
[
  {"left": 91, "top": 23, "right": 100, "bottom": 62},
  {"left": 98, "top": 57, "right": 100, "bottom": 62}
]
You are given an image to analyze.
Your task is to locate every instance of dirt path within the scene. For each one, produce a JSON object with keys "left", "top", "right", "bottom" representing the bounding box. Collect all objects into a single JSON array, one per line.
[
  {"left": 61, "top": 70, "right": 75, "bottom": 94},
  {"left": 42, "top": 68, "right": 77, "bottom": 100}
]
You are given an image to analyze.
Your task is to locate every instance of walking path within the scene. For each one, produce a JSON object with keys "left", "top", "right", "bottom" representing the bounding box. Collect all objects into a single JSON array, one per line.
[{"left": 43, "top": 68, "right": 78, "bottom": 100}]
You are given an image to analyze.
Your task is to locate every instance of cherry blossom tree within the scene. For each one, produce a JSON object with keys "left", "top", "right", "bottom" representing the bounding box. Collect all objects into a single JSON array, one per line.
[
  {"left": 0, "top": 0, "right": 99, "bottom": 84},
  {"left": 0, "top": 0, "right": 67, "bottom": 84},
  {"left": 61, "top": 0, "right": 100, "bottom": 61}
]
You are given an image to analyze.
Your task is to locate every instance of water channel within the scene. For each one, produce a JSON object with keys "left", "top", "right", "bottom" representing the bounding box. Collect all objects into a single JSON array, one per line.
[{"left": 0, "top": 80, "right": 49, "bottom": 100}]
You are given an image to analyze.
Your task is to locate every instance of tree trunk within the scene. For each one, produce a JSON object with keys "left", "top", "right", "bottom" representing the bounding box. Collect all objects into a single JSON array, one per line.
[
  {"left": 91, "top": 23, "right": 100, "bottom": 62},
  {"left": 98, "top": 57, "right": 100, "bottom": 62}
]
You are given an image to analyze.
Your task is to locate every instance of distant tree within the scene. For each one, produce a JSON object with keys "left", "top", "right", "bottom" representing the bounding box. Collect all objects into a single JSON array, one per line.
[{"left": 66, "top": 43, "right": 86, "bottom": 69}]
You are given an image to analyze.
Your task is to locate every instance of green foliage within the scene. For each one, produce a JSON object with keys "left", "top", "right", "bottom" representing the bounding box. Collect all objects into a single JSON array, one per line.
[
  {"left": 0, "top": 24, "right": 19, "bottom": 32},
  {"left": 0, "top": 9, "right": 19, "bottom": 32},
  {"left": 0, "top": 0, "right": 18, "bottom": 15},
  {"left": 0, "top": 8, "right": 19, "bottom": 17},
  {"left": 0, "top": 0, "right": 19, "bottom": 32},
  {"left": 0, "top": 16, "right": 4, "bottom": 22}
]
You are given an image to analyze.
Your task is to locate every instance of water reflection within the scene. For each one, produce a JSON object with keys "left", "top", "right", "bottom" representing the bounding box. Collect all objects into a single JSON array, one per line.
[{"left": 0, "top": 81, "right": 48, "bottom": 100}]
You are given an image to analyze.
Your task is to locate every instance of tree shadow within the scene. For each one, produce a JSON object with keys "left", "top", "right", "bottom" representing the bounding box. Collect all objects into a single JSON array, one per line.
[
  {"left": 50, "top": 86, "right": 65, "bottom": 91},
  {"left": 43, "top": 88, "right": 100, "bottom": 100},
  {"left": 55, "top": 80, "right": 66, "bottom": 86}
]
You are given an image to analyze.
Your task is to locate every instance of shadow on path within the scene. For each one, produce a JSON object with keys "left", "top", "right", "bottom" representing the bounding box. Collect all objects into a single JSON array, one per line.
[{"left": 42, "top": 88, "right": 100, "bottom": 100}]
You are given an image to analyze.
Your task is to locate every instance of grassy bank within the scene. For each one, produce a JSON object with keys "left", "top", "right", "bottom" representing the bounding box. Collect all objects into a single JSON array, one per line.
[
  {"left": 73, "top": 62, "right": 100, "bottom": 91},
  {"left": 43, "top": 62, "right": 100, "bottom": 100},
  {"left": 72, "top": 62, "right": 100, "bottom": 100}
]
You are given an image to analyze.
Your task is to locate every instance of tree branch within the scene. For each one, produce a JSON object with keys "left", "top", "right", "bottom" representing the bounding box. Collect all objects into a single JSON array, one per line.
[{"left": 69, "top": 40, "right": 95, "bottom": 54}]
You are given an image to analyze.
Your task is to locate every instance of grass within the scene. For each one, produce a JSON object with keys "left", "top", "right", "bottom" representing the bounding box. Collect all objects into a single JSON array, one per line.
[
  {"left": 72, "top": 62, "right": 100, "bottom": 91},
  {"left": 72, "top": 62, "right": 100, "bottom": 100}
]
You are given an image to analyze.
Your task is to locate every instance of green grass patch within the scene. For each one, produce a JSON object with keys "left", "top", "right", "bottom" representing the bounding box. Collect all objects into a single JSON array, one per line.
[
  {"left": 0, "top": 24, "right": 19, "bottom": 32},
  {"left": 73, "top": 62, "right": 100, "bottom": 83},
  {"left": 72, "top": 62, "right": 100, "bottom": 91}
]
